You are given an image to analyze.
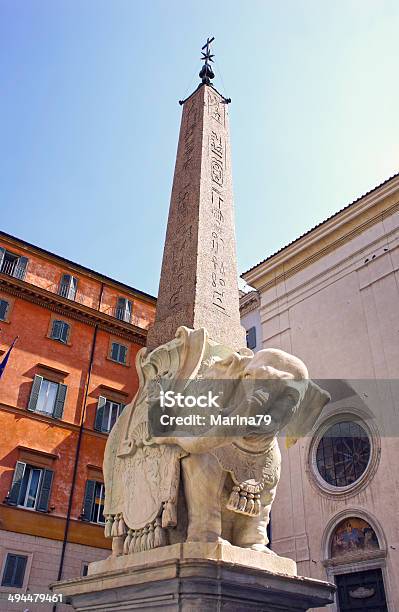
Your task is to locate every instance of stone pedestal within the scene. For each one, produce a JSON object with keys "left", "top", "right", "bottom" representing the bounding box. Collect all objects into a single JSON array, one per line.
[{"left": 51, "top": 543, "right": 335, "bottom": 611}]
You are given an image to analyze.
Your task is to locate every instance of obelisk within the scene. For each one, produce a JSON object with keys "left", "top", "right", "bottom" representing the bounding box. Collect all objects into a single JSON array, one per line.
[
  {"left": 51, "top": 40, "right": 335, "bottom": 612},
  {"left": 147, "top": 38, "right": 246, "bottom": 351}
]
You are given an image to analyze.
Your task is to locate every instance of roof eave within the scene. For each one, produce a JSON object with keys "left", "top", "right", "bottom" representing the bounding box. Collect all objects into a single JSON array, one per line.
[{"left": 242, "top": 171, "right": 399, "bottom": 287}]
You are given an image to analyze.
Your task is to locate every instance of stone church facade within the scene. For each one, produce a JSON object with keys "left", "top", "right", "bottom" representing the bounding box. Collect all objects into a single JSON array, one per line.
[{"left": 242, "top": 172, "right": 399, "bottom": 611}]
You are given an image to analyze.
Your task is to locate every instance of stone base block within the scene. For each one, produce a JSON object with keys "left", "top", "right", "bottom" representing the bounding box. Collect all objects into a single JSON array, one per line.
[{"left": 51, "top": 543, "right": 335, "bottom": 611}]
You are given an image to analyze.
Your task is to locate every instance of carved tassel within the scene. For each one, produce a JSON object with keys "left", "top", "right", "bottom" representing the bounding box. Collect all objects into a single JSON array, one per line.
[
  {"left": 226, "top": 486, "right": 241, "bottom": 511},
  {"left": 117, "top": 516, "right": 127, "bottom": 537},
  {"left": 245, "top": 493, "right": 255, "bottom": 515},
  {"left": 140, "top": 526, "right": 148, "bottom": 552},
  {"left": 111, "top": 516, "right": 119, "bottom": 537},
  {"left": 238, "top": 492, "right": 247, "bottom": 512},
  {"left": 162, "top": 500, "right": 177, "bottom": 528},
  {"left": 123, "top": 530, "right": 132, "bottom": 555},
  {"left": 147, "top": 522, "right": 155, "bottom": 549},
  {"left": 154, "top": 518, "right": 167, "bottom": 548},
  {"left": 133, "top": 530, "right": 142, "bottom": 553},
  {"left": 253, "top": 494, "right": 261, "bottom": 516},
  {"left": 129, "top": 531, "right": 137, "bottom": 554},
  {"left": 104, "top": 516, "right": 114, "bottom": 538}
]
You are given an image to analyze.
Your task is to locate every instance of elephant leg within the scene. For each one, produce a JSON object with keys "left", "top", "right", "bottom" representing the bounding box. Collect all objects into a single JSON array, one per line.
[
  {"left": 232, "top": 486, "right": 276, "bottom": 552},
  {"left": 182, "top": 453, "right": 226, "bottom": 542}
]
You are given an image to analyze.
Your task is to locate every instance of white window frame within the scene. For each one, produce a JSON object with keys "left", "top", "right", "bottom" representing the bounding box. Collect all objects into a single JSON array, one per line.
[
  {"left": 36, "top": 379, "right": 59, "bottom": 415},
  {"left": 103, "top": 400, "right": 123, "bottom": 433},
  {"left": 17, "top": 465, "right": 43, "bottom": 510}
]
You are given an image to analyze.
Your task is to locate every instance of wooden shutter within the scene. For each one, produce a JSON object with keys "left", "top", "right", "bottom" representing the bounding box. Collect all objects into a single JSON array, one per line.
[
  {"left": 36, "top": 469, "right": 54, "bottom": 512},
  {"left": 53, "top": 383, "right": 67, "bottom": 419},
  {"left": 116, "top": 297, "right": 125, "bottom": 320},
  {"left": 111, "top": 342, "right": 126, "bottom": 363},
  {"left": 60, "top": 274, "right": 77, "bottom": 299},
  {"left": 13, "top": 555, "right": 27, "bottom": 587},
  {"left": 70, "top": 276, "right": 78, "bottom": 299},
  {"left": 117, "top": 297, "right": 132, "bottom": 322},
  {"left": 51, "top": 320, "right": 69, "bottom": 343},
  {"left": 125, "top": 299, "right": 132, "bottom": 322},
  {"left": 82, "top": 479, "right": 96, "bottom": 521},
  {"left": 1, "top": 554, "right": 27, "bottom": 588},
  {"left": 7, "top": 461, "right": 26, "bottom": 505},
  {"left": 0, "top": 299, "right": 9, "bottom": 320},
  {"left": 111, "top": 342, "right": 118, "bottom": 361},
  {"left": 60, "top": 322, "right": 70, "bottom": 343},
  {"left": 14, "top": 256, "right": 28, "bottom": 280},
  {"left": 0, "top": 247, "right": 5, "bottom": 271},
  {"left": 51, "top": 320, "right": 61, "bottom": 340},
  {"left": 94, "top": 396, "right": 107, "bottom": 431},
  {"left": 119, "top": 345, "right": 127, "bottom": 363},
  {"left": 59, "top": 274, "right": 70, "bottom": 297},
  {"left": 28, "top": 375, "right": 43, "bottom": 412},
  {"left": 246, "top": 327, "right": 257, "bottom": 350}
]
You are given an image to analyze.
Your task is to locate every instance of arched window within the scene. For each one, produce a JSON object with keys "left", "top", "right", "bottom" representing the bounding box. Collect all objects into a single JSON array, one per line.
[{"left": 330, "top": 517, "right": 379, "bottom": 558}]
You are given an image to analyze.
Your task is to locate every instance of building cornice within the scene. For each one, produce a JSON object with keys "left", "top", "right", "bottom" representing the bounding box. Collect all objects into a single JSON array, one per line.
[
  {"left": 0, "top": 275, "right": 148, "bottom": 345},
  {"left": 239, "top": 290, "right": 260, "bottom": 316},
  {"left": 242, "top": 174, "right": 399, "bottom": 291},
  {"left": 0, "top": 231, "right": 156, "bottom": 306},
  {"left": 0, "top": 504, "right": 111, "bottom": 549},
  {"left": 0, "top": 401, "right": 110, "bottom": 439}
]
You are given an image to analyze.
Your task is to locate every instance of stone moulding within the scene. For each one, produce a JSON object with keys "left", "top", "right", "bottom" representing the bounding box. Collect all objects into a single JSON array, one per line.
[{"left": 51, "top": 543, "right": 336, "bottom": 612}]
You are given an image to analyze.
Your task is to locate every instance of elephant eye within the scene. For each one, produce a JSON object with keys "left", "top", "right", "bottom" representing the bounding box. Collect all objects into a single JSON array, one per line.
[{"left": 285, "top": 389, "right": 299, "bottom": 404}]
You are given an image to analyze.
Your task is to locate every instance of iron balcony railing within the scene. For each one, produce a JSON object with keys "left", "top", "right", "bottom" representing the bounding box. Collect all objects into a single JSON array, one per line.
[
  {"left": 58, "top": 283, "right": 78, "bottom": 300},
  {"left": 109, "top": 306, "right": 132, "bottom": 324},
  {"left": 102, "top": 306, "right": 143, "bottom": 328},
  {"left": 0, "top": 260, "right": 26, "bottom": 279}
]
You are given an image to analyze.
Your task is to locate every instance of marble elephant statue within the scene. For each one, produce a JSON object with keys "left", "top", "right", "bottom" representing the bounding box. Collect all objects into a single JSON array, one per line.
[{"left": 102, "top": 326, "right": 329, "bottom": 556}]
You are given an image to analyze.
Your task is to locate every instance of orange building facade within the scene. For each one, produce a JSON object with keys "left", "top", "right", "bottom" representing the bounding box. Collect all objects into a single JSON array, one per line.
[{"left": 0, "top": 231, "right": 155, "bottom": 609}]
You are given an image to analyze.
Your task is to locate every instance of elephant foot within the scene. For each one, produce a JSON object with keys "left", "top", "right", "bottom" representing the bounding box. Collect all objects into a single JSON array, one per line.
[
  {"left": 249, "top": 543, "right": 276, "bottom": 554},
  {"left": 186, "top": 536, "right": 231, "bottom": 545}
]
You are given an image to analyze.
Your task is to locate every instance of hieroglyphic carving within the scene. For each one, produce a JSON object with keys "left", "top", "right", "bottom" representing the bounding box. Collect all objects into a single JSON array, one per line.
[
  {"left": 208, "top": 95, "right": 228, "bottom": 314},
  {"left": 169, "top": 222, "right": 193, "bottom": 309},
  {"left": 166, "top": 98, "right": 199, "bottom": 310},
  {"left": 182, "top": 99, "right": 199, "bottom": 172},
  {"left": 210, "top": 130, "right": 223, "bottom": 158},
  {"left": 208, "top": 90, "right": 225, "bottom": 125},
  {"left": 211, "top": 190, "right": 227, "bottom": 313}
]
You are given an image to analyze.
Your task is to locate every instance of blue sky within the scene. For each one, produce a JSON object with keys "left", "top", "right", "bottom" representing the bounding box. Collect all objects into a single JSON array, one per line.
[{"left": 1, "top": 1, "right": 399, "bottom": 296}]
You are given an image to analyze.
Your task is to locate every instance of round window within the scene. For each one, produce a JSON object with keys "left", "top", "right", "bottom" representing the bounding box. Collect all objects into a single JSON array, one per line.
[{"left": 315, "top": 421, "right": 371, "bottom": 488}]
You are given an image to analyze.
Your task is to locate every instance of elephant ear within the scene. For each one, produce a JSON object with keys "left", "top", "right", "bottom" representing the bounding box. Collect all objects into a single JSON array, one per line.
[{"left": 284, "top": 381, "right": 330, "bottom": 448}]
